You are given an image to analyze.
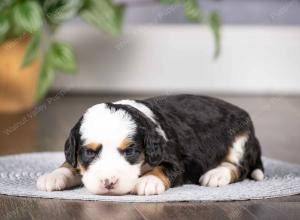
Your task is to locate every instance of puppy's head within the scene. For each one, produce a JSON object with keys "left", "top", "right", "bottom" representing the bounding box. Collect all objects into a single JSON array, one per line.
[{"left": 64, "top": 103, "right": 166, "bottom": 195}]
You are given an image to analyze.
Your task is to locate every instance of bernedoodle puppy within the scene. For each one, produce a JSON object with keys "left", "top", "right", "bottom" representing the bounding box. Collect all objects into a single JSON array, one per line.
[{"left": 37, "top": 94, "right": 264, "bottom": 195}]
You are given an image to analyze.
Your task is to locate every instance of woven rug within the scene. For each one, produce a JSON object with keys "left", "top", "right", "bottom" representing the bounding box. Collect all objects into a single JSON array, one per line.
[{"left": 0, "top": 152, "right": 299, "bottom": 202}]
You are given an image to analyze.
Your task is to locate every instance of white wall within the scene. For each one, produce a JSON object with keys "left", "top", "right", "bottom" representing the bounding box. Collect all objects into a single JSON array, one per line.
[
  {"left": 53, "top": 25, "right": 300, "bottom": 94},
  {"left": 119, "top": 0, "right": 300, "bottom": 25}
]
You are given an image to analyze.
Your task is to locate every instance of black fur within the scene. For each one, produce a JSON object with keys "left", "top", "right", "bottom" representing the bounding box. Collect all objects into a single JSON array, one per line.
[
  {"left": 109, "top": 95, "right": 263, "bottom": 186},
  {"left": 137, "top": 94, "right": 263, "bottom": 186},
  {"left": 66, "top": 94, "right": 263, "bottom": 188},
  {"left": 64, "top": 117, "right": 83, "bottom": 168}
]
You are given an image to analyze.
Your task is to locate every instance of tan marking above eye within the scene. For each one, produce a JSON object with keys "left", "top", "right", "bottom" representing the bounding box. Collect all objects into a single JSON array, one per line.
[
  {"left": 118, "top": 138, "right": 133, "bottom": 150},
  {"left": 86, "top": 142, "right": 102, "bottom": 151}
]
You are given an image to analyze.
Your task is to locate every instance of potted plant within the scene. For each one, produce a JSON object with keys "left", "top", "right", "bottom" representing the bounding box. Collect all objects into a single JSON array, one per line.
[{"left": 0, "top": 0, "right": 220, "bottom": 113}]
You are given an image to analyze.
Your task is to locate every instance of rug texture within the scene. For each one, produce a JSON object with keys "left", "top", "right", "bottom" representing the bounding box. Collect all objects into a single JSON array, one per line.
[{"left": 0, "top": 152, "right": 299, "bottom": 202}]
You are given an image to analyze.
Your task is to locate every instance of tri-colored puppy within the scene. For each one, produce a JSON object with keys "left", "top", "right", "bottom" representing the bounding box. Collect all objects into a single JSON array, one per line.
[{"left": 37, "top": 95, "right": 264, "bottom": 195}]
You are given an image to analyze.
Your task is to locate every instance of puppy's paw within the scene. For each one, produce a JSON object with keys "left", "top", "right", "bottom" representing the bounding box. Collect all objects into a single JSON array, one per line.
[
  {"left": 133, "top": 175, "right": 165, "bottom": 196},
  {"left": 37, "top": 168, "right": 78, "bottom": 192},
  {"left": 199, "top": 166, "right": 231, "bottom": 187}
]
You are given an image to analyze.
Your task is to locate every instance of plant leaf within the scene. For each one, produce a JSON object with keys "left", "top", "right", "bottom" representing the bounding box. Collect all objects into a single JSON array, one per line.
[
  {"left": 0, "top": 15, "right": 9, "bottom": 41},
  {"left": 0, "top": 0, "right": 14, "bottom": 11},
  {"left": 184, "top": 0, "right": 202, "bottom": 23},
  {"left": 22, "top": 31, "right": 41, "bottom": 68},
  {"left": 49, "top": 41, "right": 77, "bottom": 74},
  {"left": 12, "top": 1, "right": 43, "bottom": 33},
  {"left": 209, "top": 10, "right": 221, "bottom": 58},
  {"left": 43, "top": 0, "right": 83, "bottom": 25},
  {"left": 80, "top": 0, "right": 125, "bottom": 36},
  {"left": 37, "top": 54, "right": 55, "bottom": 101},
  {"left": 160, "top": 0, "right": 179, "bottom": 4}
]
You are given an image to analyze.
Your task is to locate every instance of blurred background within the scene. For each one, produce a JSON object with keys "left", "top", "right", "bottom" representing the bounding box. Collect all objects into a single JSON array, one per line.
[{"left": 0, "top": 0, "right": 299, "bottom": 163}]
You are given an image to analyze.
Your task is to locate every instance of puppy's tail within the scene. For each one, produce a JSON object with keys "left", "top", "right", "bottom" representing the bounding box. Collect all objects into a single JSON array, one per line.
[{"left": 250, "top": 138, "right": 264, "bottom": 181}]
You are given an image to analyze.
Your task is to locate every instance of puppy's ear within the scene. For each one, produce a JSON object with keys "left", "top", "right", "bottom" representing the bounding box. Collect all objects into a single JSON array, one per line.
[
  {"left": 144, "top": 130, "right": 166, "bottom": 166},
  {"left": 64, "top": 117, "right": 82, "bottom": 168}
]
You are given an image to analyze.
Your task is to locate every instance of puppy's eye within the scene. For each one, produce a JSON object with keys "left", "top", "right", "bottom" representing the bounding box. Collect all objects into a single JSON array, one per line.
[
  {"left": 120, "top": 144, "right": 142, "bottom": 164},
  {"left": 123, "top": 146, "right": 135, "bottom": 157},
  {"left": 82, "top": 148, "right": 98, "bottom": 161},
  {"left": 85, "top": 149, "right": 97, "bottom": 157}
]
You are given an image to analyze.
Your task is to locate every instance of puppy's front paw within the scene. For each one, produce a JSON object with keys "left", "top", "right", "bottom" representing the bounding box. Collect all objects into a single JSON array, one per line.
[
  {"left": 133, "top": 175, "right": 166, "bottom": 196},
  {"left": 199, "top": 166, "right": 231, "bottom": 187},
  {"left": 37, "top": 168, "right": 77, "bottom": 192}
]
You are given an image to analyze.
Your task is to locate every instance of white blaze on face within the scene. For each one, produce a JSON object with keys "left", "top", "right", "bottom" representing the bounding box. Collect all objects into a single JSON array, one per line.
[{"left": 80, "top": 103, "right": 142, "bottom": 195}]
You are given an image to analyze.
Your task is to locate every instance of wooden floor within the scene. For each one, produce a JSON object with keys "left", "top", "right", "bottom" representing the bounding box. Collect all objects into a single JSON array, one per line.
[{"left": 0, "top": 94, "right": 300, "bottom": 220}]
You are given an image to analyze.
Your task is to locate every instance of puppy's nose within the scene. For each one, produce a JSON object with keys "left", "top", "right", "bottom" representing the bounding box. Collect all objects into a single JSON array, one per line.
[{"left": 102, "top": 177, "right": 118, "bottom": 190}]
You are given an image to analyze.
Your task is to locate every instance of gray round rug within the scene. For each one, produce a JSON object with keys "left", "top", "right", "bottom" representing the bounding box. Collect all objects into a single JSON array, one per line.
[{"left": 0, "top": 152, "right": 299, "bottom": 202}]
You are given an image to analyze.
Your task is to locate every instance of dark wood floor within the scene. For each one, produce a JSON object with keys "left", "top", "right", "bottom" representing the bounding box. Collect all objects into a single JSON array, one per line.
[{"left": 0, "top": 94, "right": 300, "bottom": 220}]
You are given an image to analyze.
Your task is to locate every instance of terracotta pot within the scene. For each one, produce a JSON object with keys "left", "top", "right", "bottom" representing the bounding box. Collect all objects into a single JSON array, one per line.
[{"left": 0, "top": 36, "right": 41, "bottom": 113}]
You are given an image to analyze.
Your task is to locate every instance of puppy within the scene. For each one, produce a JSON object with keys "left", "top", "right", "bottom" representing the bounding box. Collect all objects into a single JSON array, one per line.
[{"left": 37, "top": 95, "right": 264, "bottom": 195}]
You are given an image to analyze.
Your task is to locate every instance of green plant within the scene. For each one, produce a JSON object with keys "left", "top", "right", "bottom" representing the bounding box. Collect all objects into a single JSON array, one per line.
[{"left": 0, "top": 0, "right": 221, "bottom": 101}]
